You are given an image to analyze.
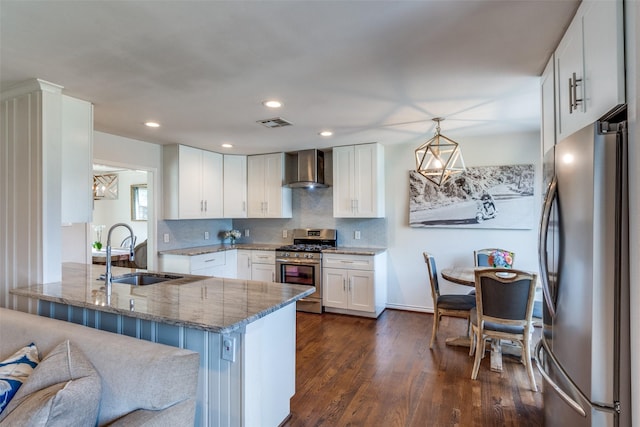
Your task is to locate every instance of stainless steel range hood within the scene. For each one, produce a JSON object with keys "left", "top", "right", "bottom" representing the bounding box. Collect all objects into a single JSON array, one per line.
[{"left": 284, "top": 149, "right": 329, "bottom": 188}]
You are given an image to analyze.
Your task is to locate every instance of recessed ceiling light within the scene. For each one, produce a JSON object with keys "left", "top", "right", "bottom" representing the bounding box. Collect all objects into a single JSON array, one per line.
[
  {"left": 262, "top": 100, "right": 282, "bottom": 108},
  {"left": 145, "top": 121, "right": 160, "bottom": 128},
  {"left": 222, "top": 143, "right": 233, "bottom": 148},
  {"left": 318, "top": 130, "right": 333, "bottom": 137}
]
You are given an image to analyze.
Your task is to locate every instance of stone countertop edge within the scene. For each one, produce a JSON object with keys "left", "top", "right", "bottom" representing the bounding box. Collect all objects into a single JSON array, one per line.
[
  {"left": 10, "top": 263, "right": 314, "bottom": 335},
  {"left": 322, "top": 247, "right": 387, "bottom": 256},
  {"left": 159, "top": 243, "right": 282, "bottom": 256},
  {"left": 159, "top": 244, "right": 387, "bottom": 257}
]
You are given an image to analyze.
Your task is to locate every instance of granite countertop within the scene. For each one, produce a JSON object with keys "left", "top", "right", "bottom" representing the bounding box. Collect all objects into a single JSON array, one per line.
[
  {"left": 10, "top": 262, "right": 314, "bottom": 334},
  {"left": 159, "top": 244, "right": 386, "bottom": 257}
]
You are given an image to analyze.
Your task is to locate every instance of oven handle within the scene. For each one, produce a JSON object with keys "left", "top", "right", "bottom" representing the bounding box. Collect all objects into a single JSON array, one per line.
[{"left": 275, "top": 258, "right": 321, "bottom": 265}]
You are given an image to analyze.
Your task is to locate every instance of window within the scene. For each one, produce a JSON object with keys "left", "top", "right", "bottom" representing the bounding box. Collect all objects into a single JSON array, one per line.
[{"left": 131, "top": 184, "right": 148, "bottom": 221}]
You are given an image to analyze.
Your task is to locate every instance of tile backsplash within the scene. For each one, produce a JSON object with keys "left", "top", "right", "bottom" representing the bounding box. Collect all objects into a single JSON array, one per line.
[{"left": 157, "top": 187, "right": 387, "bottom": 251}]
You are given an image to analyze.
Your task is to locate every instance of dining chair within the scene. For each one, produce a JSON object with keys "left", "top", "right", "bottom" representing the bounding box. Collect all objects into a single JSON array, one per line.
[
  {"left": 133, "top": 240, "right": 148, "bottom": 269},
  {"left": 423, "top": 252, "right": 476, "bottom": 349},
  {"left": 468, "top": 248, "right": 515, "bottom": 296},
  {"left": 469, "top": 268, "right": 538, "bottom": 391}
]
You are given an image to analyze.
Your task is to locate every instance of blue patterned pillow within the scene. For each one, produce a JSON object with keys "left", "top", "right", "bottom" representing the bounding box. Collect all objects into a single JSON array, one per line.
[{"left": 0, "top": 343, "right": 39, "bottom": 414}]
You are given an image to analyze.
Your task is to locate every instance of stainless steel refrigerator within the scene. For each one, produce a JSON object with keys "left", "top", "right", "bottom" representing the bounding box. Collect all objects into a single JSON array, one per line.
[{"left": 536, "top": 105, "right": 630, "bottom": 427}]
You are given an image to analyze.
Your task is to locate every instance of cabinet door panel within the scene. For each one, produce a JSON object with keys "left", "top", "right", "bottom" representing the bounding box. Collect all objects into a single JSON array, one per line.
[
  {"left": 201, "top": 150, "right": 223, "bottom": 218},
  {"left": 349, "top": 271, "right": 374, "bottom": 312},
  {"left": 555, "top": 15, "right": 584, "bottom": 139},
  {"left": 264, "top": 153, "right": 284, "bottom": 218},
  {"left": 582, "top": 0, "right": 625, "bottom": 120},
  {"left": 541, "top": 56, "right": 555, "bottom": 156},
  {"left": 252, "top": 264, "right": 275, "bottom": 282},
  {"left": 223, "top": 155, "right": 247, "bottom": 218},
  {"left": 353, "top": 144, "right": 375, "bottom": 216},
  {"left": 323, "top": 268, "right": 348, "bottom": 309},
  {"left": 333, "top": 146, "right": 355, "bottom": 217},
  {"left": 178, "top": 145, "right": 204, "bottom": 218},
  {"left": 237, "top": 250, "right": 252, "bottom": 280},
  {"left": 247, "top": 155, "right": 266, "bottom": 217}
]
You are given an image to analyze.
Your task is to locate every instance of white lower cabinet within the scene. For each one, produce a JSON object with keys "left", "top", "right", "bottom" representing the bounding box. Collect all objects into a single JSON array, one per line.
[
  {"left": 251, "top": 251, "right": 276, "bottom": 282},
  {"left": 236, "top": 250, "right": 276, "bottom": 282},
  {"left": 322, "top": 252, "right": 387, "bottom": 318},
  {"left": 159, "top": 250, "right": 237, "bottom": 279}
]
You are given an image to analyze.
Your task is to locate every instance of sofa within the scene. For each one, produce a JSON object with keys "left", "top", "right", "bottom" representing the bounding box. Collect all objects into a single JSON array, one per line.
[{"left": 0, "top": 308, "right": 199, "bottom": 426}]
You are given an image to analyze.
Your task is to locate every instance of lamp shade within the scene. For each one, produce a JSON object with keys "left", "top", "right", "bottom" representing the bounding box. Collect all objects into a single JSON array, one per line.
[{"left": 415, "top": 119, "right": 465, "bottom": 186}]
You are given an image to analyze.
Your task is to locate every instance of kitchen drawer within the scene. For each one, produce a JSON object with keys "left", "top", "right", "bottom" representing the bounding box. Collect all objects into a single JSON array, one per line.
[
  {"left": 323, "top": 254, "right": 374, "bottom": 270},
  {"left": 251, "top": 251, "right": 275, "bottom": 264},
  {"left": 190, "top": 252, "right": 225, "bottom": 271}
]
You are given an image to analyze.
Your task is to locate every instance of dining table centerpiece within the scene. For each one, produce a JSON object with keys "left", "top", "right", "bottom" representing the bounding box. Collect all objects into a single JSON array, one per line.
[{"left": 488, "top": 249, "right": 514, "bottom": 268}]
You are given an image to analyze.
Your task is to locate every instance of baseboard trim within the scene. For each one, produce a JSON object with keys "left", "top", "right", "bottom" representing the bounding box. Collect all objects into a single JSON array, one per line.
[{"left": 384, "top": 303, "right": 434, "bottom": 314}]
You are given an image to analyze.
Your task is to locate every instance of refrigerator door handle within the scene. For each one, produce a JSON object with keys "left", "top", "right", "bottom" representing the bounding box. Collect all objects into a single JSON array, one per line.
[
  {"left": 538, "top": 176, "right": 557, "bottom": 318},
  {"left": 535, "top": 338, "right": 620, "bottom": 417},
  {"left": 535, "top": 338, "right": 586, "bottom": 417}
]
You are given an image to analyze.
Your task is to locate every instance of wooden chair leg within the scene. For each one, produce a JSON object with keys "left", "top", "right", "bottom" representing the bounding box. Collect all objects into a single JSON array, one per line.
[
  {"left": 523, "top": 338, "right": 538, "bottom": 392},
  {"left": 471, "top": 330, "right": 484, "bottom": 380},
  {"left": 430, "top": 311, "right": 439, "bottom": 349},
  {"left": 469, "top": 325, "right": 476, "bottom": 356}
]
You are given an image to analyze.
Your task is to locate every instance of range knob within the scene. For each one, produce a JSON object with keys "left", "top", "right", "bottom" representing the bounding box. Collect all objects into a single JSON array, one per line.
[{"left": 294, "top": 253, "right": 299, "bottom": 258}]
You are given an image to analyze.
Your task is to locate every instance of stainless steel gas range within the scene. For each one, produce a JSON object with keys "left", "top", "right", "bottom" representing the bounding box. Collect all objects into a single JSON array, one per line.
[{"left": 275, "top": 229, "right": 337, "bottom": 313}]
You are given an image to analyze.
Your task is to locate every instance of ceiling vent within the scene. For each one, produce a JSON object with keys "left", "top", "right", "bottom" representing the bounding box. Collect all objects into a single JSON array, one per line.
[{"left": 257, "top": 117, "right": 293, "bottom": 128}]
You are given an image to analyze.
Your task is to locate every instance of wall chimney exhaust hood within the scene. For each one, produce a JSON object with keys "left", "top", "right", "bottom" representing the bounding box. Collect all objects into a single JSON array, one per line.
[{"left": 285, "top": 149, "right": 329, "bottom": 188}]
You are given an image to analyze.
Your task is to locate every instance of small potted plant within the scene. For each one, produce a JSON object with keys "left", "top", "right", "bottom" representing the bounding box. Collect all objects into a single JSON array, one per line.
[
  {"left": 223, "top": 229, "right": 241, "bottom": 245},
  {"left": 92, "top": 224, "right": 105, "bottom": 250}
]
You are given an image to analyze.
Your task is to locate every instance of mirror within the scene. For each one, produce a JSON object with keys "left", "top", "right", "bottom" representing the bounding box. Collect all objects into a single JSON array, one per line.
[{"left": 131, "top": 184, "right": 148, "bottom": 221}]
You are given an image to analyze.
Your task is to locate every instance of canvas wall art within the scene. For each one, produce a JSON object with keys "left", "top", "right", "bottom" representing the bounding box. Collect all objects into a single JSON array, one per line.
[{"left": 409, "top": 164, "right": 535, "bottom": 229}]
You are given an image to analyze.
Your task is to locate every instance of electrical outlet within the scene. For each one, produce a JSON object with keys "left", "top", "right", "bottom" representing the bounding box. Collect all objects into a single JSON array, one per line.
[
  {"left": 282, "top": 229, "right": 288, "bottom": 238},
  {"left": 163, "top": 233, "right": 170, "bottom": 243},
  {"left": 245, "top": 229, "right": 250, "bottom": 237},
  {"left": 204, "top": 231, "right": 210, "bottom": 240},
  {"left": 221, "top": 336, "right": 236, "bottom": 362},
  {"left": 354, "top": 230, "right": 361, "bottom": 240}
]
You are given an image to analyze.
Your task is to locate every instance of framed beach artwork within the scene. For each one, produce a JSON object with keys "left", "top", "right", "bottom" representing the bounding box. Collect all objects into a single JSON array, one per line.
[{"left": 409, "top": 164, "right": 536, "bottom": 229}]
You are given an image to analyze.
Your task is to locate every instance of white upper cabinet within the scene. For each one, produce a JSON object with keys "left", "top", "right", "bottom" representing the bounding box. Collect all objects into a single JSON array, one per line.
[
  {"left": 333, "top": 143, "right": 385, "bottom": 218},
  {"left": 555, "top": 0, "right": 624, "bottom": 140},
  {"left": 223, "top": 154, "right": 247, "bottom": 218},
  {"left": 163, "top": 144, "right": 223, "bottom": 219},
  {"left": 61, "top": 95, "right": 93, "bottom": 223},
  {"left": 247, "top": 153, "right": 292, "bottom": 218},
  {"left": 540, "top": 55, "right": 556, "bottom": 157}
]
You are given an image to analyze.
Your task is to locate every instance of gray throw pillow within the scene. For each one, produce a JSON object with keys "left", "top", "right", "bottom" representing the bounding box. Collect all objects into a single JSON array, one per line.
[{"left": 0, "top": 340, "right": 101, "bottom": 426}]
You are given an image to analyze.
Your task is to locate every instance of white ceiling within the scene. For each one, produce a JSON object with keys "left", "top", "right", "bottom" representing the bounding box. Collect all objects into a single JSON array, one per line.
[{"left": 0, "top": 0, "right": 579, "bottom": 155}]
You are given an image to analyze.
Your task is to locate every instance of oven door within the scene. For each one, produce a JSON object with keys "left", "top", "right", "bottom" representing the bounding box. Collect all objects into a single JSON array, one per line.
[{"left": 276, "top": 258, "right": 322, "bottom": 311}]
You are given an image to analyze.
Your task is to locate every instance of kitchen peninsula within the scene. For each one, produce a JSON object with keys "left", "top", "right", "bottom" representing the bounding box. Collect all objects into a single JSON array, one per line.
[{"left": 11, "top": 262, "right": 315, "bottom": 427}]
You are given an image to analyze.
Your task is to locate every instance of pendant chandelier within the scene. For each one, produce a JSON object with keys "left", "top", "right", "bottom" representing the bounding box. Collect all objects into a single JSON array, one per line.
[{"left": 414, "top": 117, "right": 466, "bottom": 186}]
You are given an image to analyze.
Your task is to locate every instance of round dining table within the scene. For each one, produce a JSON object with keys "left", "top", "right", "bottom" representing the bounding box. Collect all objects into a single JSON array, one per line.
[{"left": 440, "top": 266, "right": 483, "bottom": 287}]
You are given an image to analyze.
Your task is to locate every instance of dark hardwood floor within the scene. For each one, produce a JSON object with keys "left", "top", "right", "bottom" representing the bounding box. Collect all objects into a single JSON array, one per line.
[{"left": 283, "top": 309, "right": 543, "bottom": 427}]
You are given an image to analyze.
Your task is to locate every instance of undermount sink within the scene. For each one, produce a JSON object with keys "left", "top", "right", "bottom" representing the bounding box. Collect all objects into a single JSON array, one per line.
[{"left": 98, "top": 272, "right": 183, "bottom": 286}]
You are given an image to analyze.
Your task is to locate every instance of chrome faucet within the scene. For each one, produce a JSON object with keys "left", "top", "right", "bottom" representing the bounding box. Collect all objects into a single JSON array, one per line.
[{"left": 104, "top": 223, "right": 135, "bottom": 299}]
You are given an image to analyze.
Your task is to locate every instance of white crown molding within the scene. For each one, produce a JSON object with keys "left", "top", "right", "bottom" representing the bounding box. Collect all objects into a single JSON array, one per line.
[{"left": 1, "top": 78, "right": 63, "bottom": 101}]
